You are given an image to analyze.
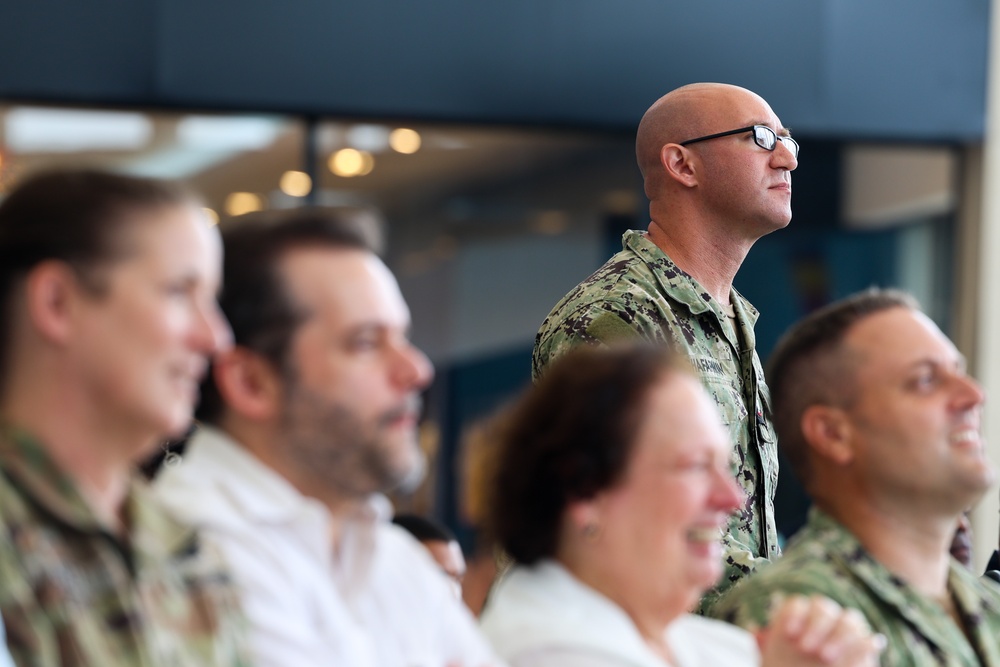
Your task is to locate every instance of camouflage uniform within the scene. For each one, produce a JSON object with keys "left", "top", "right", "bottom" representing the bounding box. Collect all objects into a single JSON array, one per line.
[
  {"left": 533, "top": 230, "right": 780, "bottom": 606},
  {"left": 0, "top": 427, "right": 250, "bottom": 667},
  {"left": 712, "top": 509, "right": 1000, "bottom": 666}
]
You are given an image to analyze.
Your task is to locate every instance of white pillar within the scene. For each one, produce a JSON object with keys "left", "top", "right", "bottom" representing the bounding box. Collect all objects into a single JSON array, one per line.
[{"left": 971, "top": 0, "right": 1000, "bottom": 573}]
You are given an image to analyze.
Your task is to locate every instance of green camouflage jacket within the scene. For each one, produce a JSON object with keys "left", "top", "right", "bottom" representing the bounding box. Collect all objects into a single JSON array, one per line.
[
  {"left": 0, "top": 428, "right": 250, "bottom": 667},
  {"left": 712, "top": 508, "right": 1000, "bottom": 666},
  {"left": 533, "top": 230, "right": 780, "bottom": 607}
]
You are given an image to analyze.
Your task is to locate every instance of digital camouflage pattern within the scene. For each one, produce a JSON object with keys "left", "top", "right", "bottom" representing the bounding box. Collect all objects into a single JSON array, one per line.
[
  {"left": 0, "top": 427, "right": 251, "bottom": 667},
  {"left": 533, "top": 230, "right": 780, "bottom": 608},
  {"left": 712, "top": 509, "right": 1000, "bottom": 666}
]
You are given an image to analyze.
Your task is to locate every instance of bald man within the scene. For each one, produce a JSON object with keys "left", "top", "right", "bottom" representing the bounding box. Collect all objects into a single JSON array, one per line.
[{"left": 533, "top": 83, "right": 798, "bottom": 608}]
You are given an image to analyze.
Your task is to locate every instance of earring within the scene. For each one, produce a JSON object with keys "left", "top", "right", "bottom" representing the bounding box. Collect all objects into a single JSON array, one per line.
[{"left": 582, "top": 522, "right": 601, "bottom": 542}]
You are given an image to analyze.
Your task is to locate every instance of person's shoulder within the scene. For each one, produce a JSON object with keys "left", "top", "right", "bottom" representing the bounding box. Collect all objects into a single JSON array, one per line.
[
  {"left": 547, "top": 248, "right": 662, "bottom": 315},
  {"left": 955, "top": 563, "right": 1000, "bottom": 615},
  {"left": 533, "top": 252, "right": 680, "bottom": 370},
  {"left": 709, "top": 536, "right": 854, "bottom": 627}
]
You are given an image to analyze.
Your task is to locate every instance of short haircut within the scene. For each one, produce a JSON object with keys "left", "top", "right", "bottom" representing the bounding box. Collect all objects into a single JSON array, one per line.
[
  {"left": 196, "top": 207, "right": 383, "bottom": 424},
  {"left": 392, "top": 514, "right": 457, "bottom": 544},
  {"left": 489, "top": 343, "right": 690, "bottom": 565},
  {"left": 0, "top": 168, "right": 196, "bottom": 385},
  {"left": 767, "top": 288, "right": 919, "bottom": 487}
]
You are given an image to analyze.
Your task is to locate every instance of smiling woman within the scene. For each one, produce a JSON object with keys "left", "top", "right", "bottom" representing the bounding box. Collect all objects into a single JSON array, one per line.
[
  {"left": 0, "top": 168, "right": 247, "bottom": 667},
  {"left": 480, "top": 343, "right": 885, "bottom": 667}
]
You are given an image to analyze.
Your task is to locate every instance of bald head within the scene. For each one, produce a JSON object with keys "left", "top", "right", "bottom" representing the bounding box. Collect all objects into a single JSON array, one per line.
[{"left": 636, "top": 83, "right": 778, "bottom": 193}]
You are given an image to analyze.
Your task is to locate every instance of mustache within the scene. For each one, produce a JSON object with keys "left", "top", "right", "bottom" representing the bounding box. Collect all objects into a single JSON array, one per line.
[{"left": 376, "top": 394, "right": 423, "bottom": 428}]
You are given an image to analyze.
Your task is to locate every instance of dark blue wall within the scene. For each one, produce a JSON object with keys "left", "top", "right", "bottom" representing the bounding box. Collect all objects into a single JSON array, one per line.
[{"left": 0, "top": 1, "right": 988, "bottom": 140}]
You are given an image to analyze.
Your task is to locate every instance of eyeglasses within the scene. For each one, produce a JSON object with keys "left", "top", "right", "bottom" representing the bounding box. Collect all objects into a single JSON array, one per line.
[{"left": 680, "top": 125, "right": 799, "bottom": 159}]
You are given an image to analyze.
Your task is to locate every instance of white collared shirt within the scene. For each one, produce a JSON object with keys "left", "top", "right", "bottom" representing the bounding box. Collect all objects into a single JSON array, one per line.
[
  {"left": 481, "top": 560, "right": 758, "bottom": 667},
  {"left": 153, "top": 426, "right": 501, "bottom": 667}
]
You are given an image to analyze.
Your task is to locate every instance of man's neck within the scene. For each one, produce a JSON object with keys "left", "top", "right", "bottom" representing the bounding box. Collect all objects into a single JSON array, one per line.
[
  {"left": 646, "top": 219, "right": 752, "bottom": 305},
  {"left": 221, "top": 415, "right": 375, "bottom": 553},
  {"left": 820, "top": 498, "right": 956, "bottom": 600}
]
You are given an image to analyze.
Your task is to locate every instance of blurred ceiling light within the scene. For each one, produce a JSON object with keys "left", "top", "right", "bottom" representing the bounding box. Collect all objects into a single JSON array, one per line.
[
  {"left": 390, "top": 128, "right": 421, "bottom": 154},
  {"left": 5, "top": 107, "right": 152, "bottom": 153},
  {"left": 532, "top": 210, "right": 570, "bottom": 236},
  {"left": 225, "top": 192, "right": 264, "bottom": 217},
  {"left": 280, "top": 170, "right": 312, "bottom": 197},
  {"left": 202, "top": 208, "right": 219, "bottom": 225},
  {"left": 176, "top": 115, "right": 282, "bottom": 151},
  {"left": 603, "top": 189, "right": 639, "bottom": 215},
  {"left": 346, "top": 124, "right": 389, "bottom": 152},
  {"left": 127, "top": 147, "right": 237, "bottom": 179},
  {"left": 329, "top": 148, "right": 375, "bottom": 177},
  {"left": 358, "top": 151, "right": 375, "bottom": 175}
]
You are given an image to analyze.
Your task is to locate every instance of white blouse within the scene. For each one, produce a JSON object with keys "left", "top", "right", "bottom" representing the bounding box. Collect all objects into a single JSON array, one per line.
[{"left": 481, "top": 560, "right": 758, "bottom": 667}]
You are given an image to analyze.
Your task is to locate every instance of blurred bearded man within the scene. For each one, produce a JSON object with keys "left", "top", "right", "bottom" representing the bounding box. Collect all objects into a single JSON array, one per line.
[{"left": 153, "top": 208, "right": 501, "bottom": 667}]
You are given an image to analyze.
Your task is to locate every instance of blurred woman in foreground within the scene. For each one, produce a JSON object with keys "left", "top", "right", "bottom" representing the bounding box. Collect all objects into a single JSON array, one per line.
[
  {"left": 0, "top": 169, "right": 244, "bottom": 665},
  {"left": 480, "top": 344, "right": 883, "bottom": 667}
]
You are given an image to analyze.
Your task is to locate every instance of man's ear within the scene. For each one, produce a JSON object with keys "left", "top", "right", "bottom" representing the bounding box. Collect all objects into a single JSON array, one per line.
[
  {"left": 801, "top": 404, "right": 854, "bottom": 465},
  {"left": 211, "top": 347, "right": 283, "bottom": 421},
  {"left": 661, "top": 143, "right": 699, "bottom": 188},
  {"left": 24, "top": 261, "right": 81, "bottom": 344}
]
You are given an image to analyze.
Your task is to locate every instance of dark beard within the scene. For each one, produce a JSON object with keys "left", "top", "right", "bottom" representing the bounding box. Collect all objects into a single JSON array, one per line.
[{"left": 279, "top": 381, "right": 425, "bottom": 498}]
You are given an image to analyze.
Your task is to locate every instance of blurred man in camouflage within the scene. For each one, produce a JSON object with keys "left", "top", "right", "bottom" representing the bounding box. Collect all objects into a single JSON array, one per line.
[
  {"left": 712, "top": 289, "right": 1000, "bottom": 665},
  {"left": 534, "top": 83, "right": 798, "bottom": 604}
]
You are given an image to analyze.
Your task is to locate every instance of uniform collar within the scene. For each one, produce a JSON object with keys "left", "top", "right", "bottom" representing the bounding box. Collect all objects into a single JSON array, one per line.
[
  {"left": 806, "top": 508, "right": 1000, "bottom": 660},
  {"left": 622, "top": 230, "right": 759, "bottom": 327},
  {"left": 0, "top": 426, "right": 196, "bottom": 568}
]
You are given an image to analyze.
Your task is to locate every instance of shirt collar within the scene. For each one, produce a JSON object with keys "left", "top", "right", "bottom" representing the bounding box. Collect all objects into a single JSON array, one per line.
[
  {"left": 623, "top": 229, "right": 759, "bottom": 326},
  {"left": 0, "top": 426, "right": 97, "bottom": 531},
  {"left": 171, "top": 425, "right": 391, "bottom": 526},
  {"left": 806, "top": 508, "right": 999, "bottom": 656}
]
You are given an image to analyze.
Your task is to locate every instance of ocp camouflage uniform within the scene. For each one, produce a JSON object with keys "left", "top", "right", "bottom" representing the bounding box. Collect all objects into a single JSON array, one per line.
[
  {"left": 533, "top": 230, "right": 780, "bottom": 608},
  {"left": 0, "top": 427, "right": 251, "bottom": 667},
  {"left": 712, "top": 509, "right": 1000, "bottom": 666}
]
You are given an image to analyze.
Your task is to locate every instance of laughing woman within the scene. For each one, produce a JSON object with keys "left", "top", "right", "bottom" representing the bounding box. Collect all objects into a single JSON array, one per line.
[{"left": 480, "top": 344, "right": 883, "bottom": 667}]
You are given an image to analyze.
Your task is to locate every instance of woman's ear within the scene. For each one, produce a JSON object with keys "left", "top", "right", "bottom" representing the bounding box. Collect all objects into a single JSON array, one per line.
[{"left": 24, "top": 261, "right": 81, "bottom": 344}]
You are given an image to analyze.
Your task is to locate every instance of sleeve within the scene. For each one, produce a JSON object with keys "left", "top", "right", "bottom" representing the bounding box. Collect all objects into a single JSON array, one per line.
[
  {"left": 0, "top": 530, "right": 58, "bottom": 667},
  {"left": 706, "top": 567, "right": 852, "bottom": 633},
  {"left": 532, "top": 300, "right": 672, "bottom": 381},
  {"left": 705, "top": 575, "right": 778, "bottom": 632},
  {"left": 697, "top": 535, "right": 772, "bottom": 615}
]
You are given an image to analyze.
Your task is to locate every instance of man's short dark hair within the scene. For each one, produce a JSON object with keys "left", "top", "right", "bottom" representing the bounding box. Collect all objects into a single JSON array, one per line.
[
  {"left": 488, "top": 342, "right": 690, "bottom": 565},
  {"left": 766, "top": 287, "right": 919, "bottom": 487},
  {"left": 196, "top": 207, "right": 383, "bottom": 424},
  {"left": 0, "top": 168, "right": 196, "bottom": 388}
]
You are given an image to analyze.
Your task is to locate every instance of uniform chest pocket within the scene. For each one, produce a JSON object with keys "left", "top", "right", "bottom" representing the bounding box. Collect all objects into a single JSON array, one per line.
[{"left": 691, "top": 355, "right": 748, "bottom": 427}]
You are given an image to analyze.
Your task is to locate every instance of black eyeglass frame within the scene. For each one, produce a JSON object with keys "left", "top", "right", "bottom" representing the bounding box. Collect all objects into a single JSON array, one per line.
[{"left": 679, "top": 125, "right": 799, "bottom": 159}]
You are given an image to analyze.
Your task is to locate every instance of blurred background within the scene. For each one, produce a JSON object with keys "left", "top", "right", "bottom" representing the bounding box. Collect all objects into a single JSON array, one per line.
[{"left": 0, "top": 0, "right": 995, "bottom": 569}]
